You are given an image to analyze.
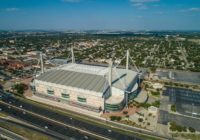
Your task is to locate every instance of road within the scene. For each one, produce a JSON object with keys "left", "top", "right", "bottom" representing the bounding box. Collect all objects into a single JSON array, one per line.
[
  {"left": 0, "top": 117, "right": 65, "bottom": 140},
  {"left": 0, "top": 102, "right": 96, "bottom": 140},
  {"left": 0, "top": 127, "right": 26, "bottom": 140},
  {"left": 0, "top": 93, "right": 144, "bottom": 140},
  {"left": 178, "top": 42, "right": 190, "bottom": 69}
]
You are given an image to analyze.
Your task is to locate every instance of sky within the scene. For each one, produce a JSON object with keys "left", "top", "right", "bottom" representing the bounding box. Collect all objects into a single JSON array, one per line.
[{"left": 0, "top": 0, "right": 200, "bottom": 31}]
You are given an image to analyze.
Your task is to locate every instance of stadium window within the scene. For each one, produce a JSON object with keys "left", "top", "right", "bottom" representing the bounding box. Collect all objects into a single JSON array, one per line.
[
  {"left": 61, "top": 93, "right": 70, "bottom": 99},
  {"left": 47, "top": 89, "right": 54, "bottom": 95},
  {"left": 77, "top": 97, "right": 87, "bottom": 103}
]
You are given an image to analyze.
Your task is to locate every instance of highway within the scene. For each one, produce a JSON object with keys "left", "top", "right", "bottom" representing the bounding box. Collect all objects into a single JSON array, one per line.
[
  {"left": 0, "top": 117, "right": 66, "bottom": 140},
  {"left": 0, "top": 127, "right": 26, "bottom": 140},
  {"left": 0, "top": 102, "right": 97, "bottom": 140},
  {"left": 0, "top": 93, "right": 143, "bottom": 140}
]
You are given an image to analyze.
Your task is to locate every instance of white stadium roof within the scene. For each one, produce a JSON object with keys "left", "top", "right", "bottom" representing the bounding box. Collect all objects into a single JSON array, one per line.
[{"left": 35, "top": 63, "right": 138, "bottom": 94}]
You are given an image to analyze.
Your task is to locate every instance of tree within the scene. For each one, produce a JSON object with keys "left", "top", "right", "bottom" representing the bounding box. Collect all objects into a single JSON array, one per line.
[
  {"left": 188, "top": 127, "right": 196, "bottom": 133},
  {"left": 150, "top": 67, "right": 156, "bottom": 73},
  {"left": 171, "top": 105, "right": 176, "bottom": 112},
  {"left": 110, "top": 116, "right": 122, "bottom": 121},
  {"left": 13, "top": 83, "right": 27, "bottom": 95},
  {"left": 138, "top": 118, "right": 143, "bottom": 123},
  {"left": 123, "top": 111, "right": 128, "bottom": 115}
]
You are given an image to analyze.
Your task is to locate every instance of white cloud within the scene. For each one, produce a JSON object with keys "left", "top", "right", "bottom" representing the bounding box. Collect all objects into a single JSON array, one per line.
[
  {"left": 133, "top": 3, "right": 144, "bottom": 7},
  {"left": 130, "top": 0, "right": 160, "bottom": 10},
  {"left": 180, "top": 8, "right": 200, "bottom": 12},
  {"left": 62, "top": 0, "right": 81, "bottom": 3},
  {"left": 130, "top": 0, "right": 159, "bottom": 3},
  {"left": 5, "top": 8, "right": 19, "bottom": 12},
  {"left": 136, "top": 15, "right": 143, "bottom": 18}
]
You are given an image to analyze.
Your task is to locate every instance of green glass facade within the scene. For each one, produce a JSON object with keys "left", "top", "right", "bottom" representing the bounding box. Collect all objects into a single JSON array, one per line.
[
  {"left": 105, "top": 101, "right": 124, "bottom": 111},
  {"left": 47, "top": 90, "right": 54, "bottom": 95},
  {"left": 61, "top": 93, "right": 70, "bottom": 99},
  {"left": 77, "top": 97, "right": 87, "bottom": 103},
  {"left": 128, "top": 90, "right": 138, "bottom": 101}
]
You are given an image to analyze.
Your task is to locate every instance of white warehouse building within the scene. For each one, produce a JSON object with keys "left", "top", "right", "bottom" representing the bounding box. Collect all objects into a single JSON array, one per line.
[{"left": 31, "top": 50, "right": 139, "bottom": 112}]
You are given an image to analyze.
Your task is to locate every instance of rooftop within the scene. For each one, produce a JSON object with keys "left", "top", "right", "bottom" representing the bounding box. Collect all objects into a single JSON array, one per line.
[
  {"left": 35, "top": 63, "right": 138, "bottom": 94},
  {"left": 59, "top": 63, "right": 108, "bottom": 76}
]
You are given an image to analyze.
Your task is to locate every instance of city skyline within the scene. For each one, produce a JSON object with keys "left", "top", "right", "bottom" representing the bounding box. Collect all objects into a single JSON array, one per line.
[{"left": 0, "top": 0, "right": 200, "bottom": 30}]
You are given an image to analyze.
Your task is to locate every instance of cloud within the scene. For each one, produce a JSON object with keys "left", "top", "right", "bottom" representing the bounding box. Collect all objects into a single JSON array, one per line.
[
  {"left": 62, "top": 0, "right": 81, "bottom": 3},
  {"left": 130, "top": 0, "right": 159, "bottom": 2},
  {"left": 132, "top": 2, "right": 148, "bottom": 9},
  {"left": 155, "top": 11, "right": 164, "bottom": 15},
  {"left": 130, "top": 0, "right": 160, "bottom": 10},
  {"left": 180, "top": 8, "right": 200, "bottom": 12},
  {"left": 5, "top": 8, "right": 19, "bottom": 12},
  {"left": 136, "top": 15, "right": 143, "bottom": 18}
]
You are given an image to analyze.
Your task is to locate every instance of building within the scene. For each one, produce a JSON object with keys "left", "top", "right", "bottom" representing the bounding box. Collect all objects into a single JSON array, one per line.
[
  {"left": 31, "top": 50, "right": 139, "bottom": 113},
  {"left": 46, "top": 59, "right": 69, "bottom": 66},
  {"left": 27, "top": 51, "right": 40, "bottom": 56}
]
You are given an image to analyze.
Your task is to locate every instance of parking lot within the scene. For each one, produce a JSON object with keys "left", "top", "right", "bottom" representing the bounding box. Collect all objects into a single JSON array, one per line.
[
  {"left": 156, "top": 70, "right": 200, "bottom": 84},
  {"left": 158, "top": 110, "right": 200, "bottom": 131},
  {"left": 165, "top": 87, "right": 200, "bottom": 118}
]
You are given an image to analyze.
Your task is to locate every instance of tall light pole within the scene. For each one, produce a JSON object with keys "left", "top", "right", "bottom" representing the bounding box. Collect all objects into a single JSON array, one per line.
[
  {"left": 40, "top": 52, "right": 44, "bottom": 74},
  {"left": 71, "top": 47, "right": 75, "bottom": 63},
  {"left": 109, "top": 59, "right": 113, "bottom": 96}
]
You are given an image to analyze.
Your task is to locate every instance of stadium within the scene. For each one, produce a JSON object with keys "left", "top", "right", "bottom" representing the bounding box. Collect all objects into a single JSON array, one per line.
[{"left": 31, "top": 50, "right": 139, "bottom": 113}]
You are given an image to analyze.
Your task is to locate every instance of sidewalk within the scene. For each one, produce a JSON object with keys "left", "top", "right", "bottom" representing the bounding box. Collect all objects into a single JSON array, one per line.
[{"left": 26, "top": 95, "right": 104, "bottom": 119}]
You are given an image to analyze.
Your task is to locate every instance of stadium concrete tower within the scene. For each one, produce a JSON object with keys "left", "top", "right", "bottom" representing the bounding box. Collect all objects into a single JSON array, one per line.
[{"left": 31, "top": 49, "right": 139, "bottom": 112}]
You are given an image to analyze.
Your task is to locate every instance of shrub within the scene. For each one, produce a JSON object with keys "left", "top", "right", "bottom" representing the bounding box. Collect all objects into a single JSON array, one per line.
[
  {"left": 12, "top": 83, "right": 27, "bottom": 95},
  {"left": 138, "top": 118, "right": 143, "bottom": 123},
  {"left": 110, "top": 116, "right": 122, "bottom": 121},
  {"left": 123, "top": 111, "right": 128, "bottom": 115},
  {"left": 140, "top": 103, "right": 151, "bottom": 108},
  {"left": 139, "top": 101, "right": 160, "bottom": 108},
  {"left": 151, "top": 91, "right": 160, "bottom": 96},
  {"left": 170, "top": 122, "right": 186, "bottom": 132},
  {"left": 151, "top": 101, "right": 160, "bottom": 108},
  {"left": 148, "top": 113, "right": 152, "bottom": 116},
  {"left": 171, "top": 105, "right": 176, "bottom": 112},
  {"left": 183, "top": 126, "right": 187, "bottom": 132},
  {"left": 188, "top": 127, "right": 196, "bottom": 133},
  {"left": 125, "top": 115, "right": 129, "bottom": 118}
]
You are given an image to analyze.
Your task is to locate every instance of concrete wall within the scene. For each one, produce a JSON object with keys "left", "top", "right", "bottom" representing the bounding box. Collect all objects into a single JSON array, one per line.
[{"left": 35, "top": 81, "right": 104, "bottom": 110}]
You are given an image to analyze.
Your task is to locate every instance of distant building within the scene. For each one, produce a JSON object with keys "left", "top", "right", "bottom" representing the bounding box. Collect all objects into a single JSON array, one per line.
[
  {"left": 7, "top": 61, "right": 24, "bottom": 70},
  {"left": 27, "top": 51, "right": 40, "bottom": 56},
  {"left": 46, "top": 59, "right": 69, "bottom": 66},
  {"left": 152, "top": 83, "right": 163, "bottom": 89}
]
